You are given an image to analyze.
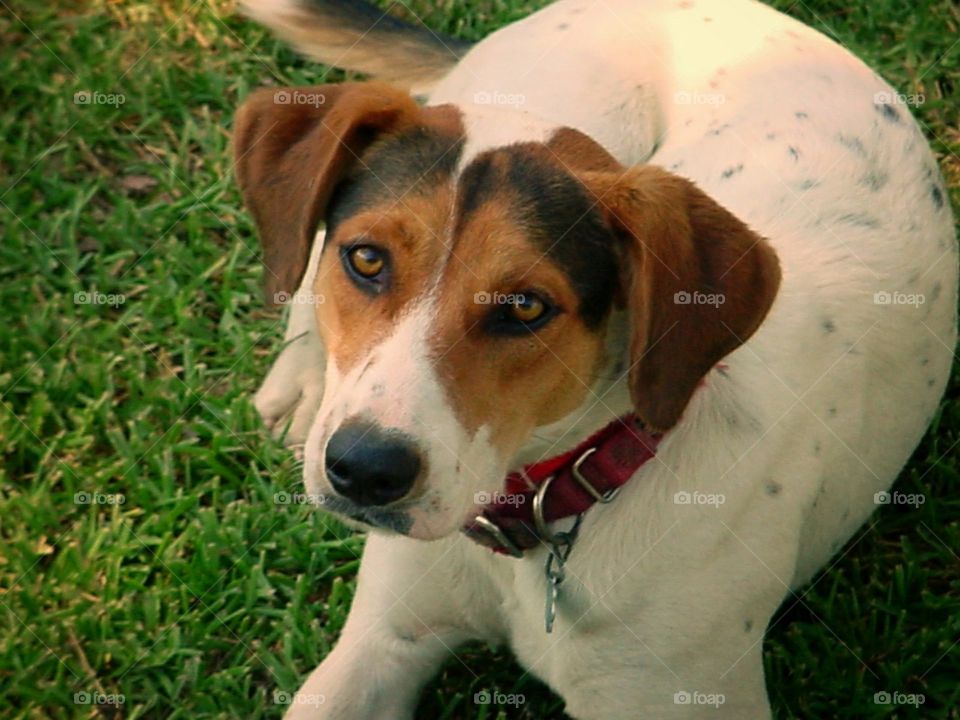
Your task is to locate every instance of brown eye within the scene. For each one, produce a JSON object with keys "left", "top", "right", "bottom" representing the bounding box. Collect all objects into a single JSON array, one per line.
[
  {"left": 489, "top": 291, "right": 556, "bottom": 336},
  {"left": 508, "top": 293, "right": 547, "bottom": 323},
  {"left": 347, "top": 245, "right": 384, "bottom": 278}
]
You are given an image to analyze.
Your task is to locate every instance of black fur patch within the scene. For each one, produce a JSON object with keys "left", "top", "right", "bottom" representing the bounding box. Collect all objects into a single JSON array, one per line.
[
  {"left": 721, "top": 163, "right": 744, "bottom": 179},
  {"left": 325, "top": 126, "right": 464, "bottom": 238},
  {"left": 301, "top": 0, "right": 473, "bottom": 56},
  {"left": 931, "top": 184, "right": 945, "bottom": 209},
  {"left": 875, "top": 102, "right": 901, "bottom": 123},
  {"left": 836, "top": 133, "right": 867, "bottom": 157},
  {"left": 456, "top": 145, "right": 619, "bottom": 328}
]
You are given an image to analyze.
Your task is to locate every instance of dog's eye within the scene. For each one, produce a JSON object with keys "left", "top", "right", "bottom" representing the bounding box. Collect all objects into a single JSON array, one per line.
[
  {"left": 507, "top": 294, "right": 548, "bottom": 324},
  {"left": 489, "top": 291, "right": 556, "bottom": 335},
  {"left": 346, "top": 245, "right": 385, "bottom": 278}
]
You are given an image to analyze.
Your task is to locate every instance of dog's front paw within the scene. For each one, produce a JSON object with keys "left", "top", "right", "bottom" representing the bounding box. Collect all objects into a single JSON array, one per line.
[{"left": 255, "top": 328, "right": 325, "bottom": 450}]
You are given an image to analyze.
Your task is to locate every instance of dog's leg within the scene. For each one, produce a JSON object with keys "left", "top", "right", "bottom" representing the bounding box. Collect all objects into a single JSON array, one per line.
[
  {"left": 286, "top": 533, "right": 486, "bottom": 719},
  {"left": 255, "top": 231, "right": 326, "bottom": 448},
  {"left": 554, "top": 612, "right": 773, "bottom": 720}
]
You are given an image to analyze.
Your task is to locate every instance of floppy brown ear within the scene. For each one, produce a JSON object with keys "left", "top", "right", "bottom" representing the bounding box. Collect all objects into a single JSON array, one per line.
[
  {"left": 582, "top": 166, "right": 781, "bottom": 431},
  {"left": 233, "top": 82, "right": 419, "bottom": 303}
]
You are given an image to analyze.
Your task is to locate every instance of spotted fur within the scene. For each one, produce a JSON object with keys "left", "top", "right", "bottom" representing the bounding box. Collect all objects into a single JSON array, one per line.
[{"left": 237, "top": 1, "right": 957, "bottom": 718}]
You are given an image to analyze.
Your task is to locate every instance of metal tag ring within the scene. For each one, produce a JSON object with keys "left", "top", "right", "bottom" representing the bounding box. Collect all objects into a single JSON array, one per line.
[{"left": 532, "top": 475, "right": 568, "bottom": 548}]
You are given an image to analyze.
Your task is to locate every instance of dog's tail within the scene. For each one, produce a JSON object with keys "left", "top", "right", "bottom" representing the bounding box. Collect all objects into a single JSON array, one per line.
[{"left": 241, "top": 0, "right": 471, "bottom": 90}]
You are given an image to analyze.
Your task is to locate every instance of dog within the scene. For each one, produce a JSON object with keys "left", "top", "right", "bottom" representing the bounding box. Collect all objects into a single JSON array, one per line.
[{"left": 233, "top": 0, "right": 957, "bottom": 717}]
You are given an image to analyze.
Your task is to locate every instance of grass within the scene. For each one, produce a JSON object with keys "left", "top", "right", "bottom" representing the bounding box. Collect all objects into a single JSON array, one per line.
[{"left": 0, "top": 0, "right": 957, "bottom": 717}]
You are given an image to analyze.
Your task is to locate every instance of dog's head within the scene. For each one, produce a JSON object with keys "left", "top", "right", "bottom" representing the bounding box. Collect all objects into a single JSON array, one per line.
[{"left": 235, "top": 82, "right": 780, "bottom": 539}]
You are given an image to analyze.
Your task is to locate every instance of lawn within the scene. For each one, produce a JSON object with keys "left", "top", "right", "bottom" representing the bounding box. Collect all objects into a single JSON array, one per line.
[{"left": 0, "top": 0, "right": 957, "bottom": 717}]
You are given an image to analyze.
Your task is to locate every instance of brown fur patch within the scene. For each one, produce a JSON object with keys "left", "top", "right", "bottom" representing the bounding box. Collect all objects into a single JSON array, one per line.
[
  {"left": 426, "top": 141, "right": 621, "bottom": 454},
  {"left": 423, "top": 133, "right": 780, "bottom": 442},
  {"left": 545, "top": 127, "right": 621, "bottom": 173},
  {"left": 233, "top": 83, "right": 463, "bottom": 303},
  {"left": 454, "top": 142, "right": 621, "bottom": 326},
  {"left": 430, "top": 197, "right": 610, "bottom": 454},
  {"left": 580, "top": 165, "right": 781, "bottom": 430},
  {"left": 314, "top": 186, "right": 456, "bottom": 374}
]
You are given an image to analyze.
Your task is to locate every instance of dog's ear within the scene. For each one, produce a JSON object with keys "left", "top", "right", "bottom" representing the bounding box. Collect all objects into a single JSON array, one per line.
[
  {"left": 233, "top": 82, "right": 419, "bottom": 303},
  {"left": 581, "top": 166, "right": 781, "bottom": 431}
]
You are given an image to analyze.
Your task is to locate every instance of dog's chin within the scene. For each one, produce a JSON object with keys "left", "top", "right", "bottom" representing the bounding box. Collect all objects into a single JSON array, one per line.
[
  {"left": 316, "top": 494, "right": 415, "bottom": 535},
  {"left": 311, "top": 492, "right": 470, "bottom": 541}
]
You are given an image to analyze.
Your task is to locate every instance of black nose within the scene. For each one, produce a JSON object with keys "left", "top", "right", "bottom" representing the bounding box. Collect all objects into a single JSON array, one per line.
[{"left": 324, "top": 421, "right": 421, "bottom": 506}]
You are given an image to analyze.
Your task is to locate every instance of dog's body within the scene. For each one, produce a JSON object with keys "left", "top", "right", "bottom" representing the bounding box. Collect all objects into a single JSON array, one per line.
[{"left": 237, "top": 1, "right": 957, "bottom": 717}]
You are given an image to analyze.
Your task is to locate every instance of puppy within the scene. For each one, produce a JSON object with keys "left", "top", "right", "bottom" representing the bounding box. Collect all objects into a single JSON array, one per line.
[{"left": 234, "top": 0, "right": 957, "bottom": 717}]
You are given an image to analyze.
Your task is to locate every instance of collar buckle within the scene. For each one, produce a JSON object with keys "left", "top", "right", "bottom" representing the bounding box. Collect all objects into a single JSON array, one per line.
[
  {"left": 467, "top": 514, "right": 523, "bottom": 558},
  {"left": 462, "top": 415, "right": 661, "bottom": 560},
  {"left": 571, "top": 446, "right": 620, "bottom": 503}
]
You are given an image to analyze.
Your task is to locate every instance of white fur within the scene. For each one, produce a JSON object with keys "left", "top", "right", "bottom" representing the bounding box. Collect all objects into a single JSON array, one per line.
[
  {"left": 253, "top": 1, "right": 957, "bottom": 717},
  {"left": 300, "top": 296, "right": 502, "bottom": 540}
]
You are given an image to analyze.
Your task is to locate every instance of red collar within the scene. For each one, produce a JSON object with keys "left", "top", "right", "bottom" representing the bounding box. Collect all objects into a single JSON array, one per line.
[{"left": 462, "top": 415, "right": 661, "bottom": 556}]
